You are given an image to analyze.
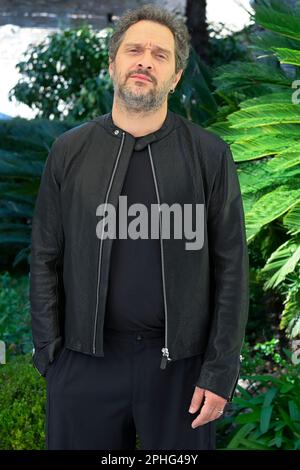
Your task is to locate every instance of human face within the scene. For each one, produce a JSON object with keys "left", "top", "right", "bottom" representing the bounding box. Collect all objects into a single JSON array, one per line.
[{"left": 109, "top": 20, "right": 182, "bottom": 113}]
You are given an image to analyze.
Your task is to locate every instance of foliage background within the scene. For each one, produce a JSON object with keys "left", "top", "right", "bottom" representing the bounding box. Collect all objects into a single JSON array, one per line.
[{"left": 0, "top": 0, "right": 300, "bottom": 450}]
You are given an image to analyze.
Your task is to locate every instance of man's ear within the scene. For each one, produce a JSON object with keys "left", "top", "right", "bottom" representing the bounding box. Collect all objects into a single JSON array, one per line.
[
  {"left": 174, "top": 69, "right": 184, "bottom": 89},
  {"left": 108, "top": 59, "right": 114, "bottom": 79}
]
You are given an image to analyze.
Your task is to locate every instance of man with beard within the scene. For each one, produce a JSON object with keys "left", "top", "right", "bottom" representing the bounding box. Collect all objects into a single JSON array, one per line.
[{"left": 30, "top": 4, "right": 249, "bottom": 451}]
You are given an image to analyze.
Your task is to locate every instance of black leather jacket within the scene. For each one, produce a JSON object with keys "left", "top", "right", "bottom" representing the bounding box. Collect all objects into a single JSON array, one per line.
[{"left": 29, "top": 108, "right": 249, "bottom": 402}]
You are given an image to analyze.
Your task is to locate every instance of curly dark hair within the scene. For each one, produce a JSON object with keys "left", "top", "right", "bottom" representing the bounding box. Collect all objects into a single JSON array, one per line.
[{"left": 108, "top": 3, "right": 191, "bottom": 74}]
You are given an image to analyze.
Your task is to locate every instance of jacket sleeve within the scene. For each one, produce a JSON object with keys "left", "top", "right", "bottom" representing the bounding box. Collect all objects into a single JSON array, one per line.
[
  {"left": 195, "top": 143, "right": 249, "bottom": 401},
  {"left": 29, "top": 137, "right": 66, "bottom": 377}
]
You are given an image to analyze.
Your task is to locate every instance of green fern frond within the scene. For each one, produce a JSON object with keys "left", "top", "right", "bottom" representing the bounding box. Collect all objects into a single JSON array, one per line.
[
  {"left": 287, "top": 315, "right": 300, "bottom": 338},
  {"left": 255, "top": 5, "right": 300, "bottom": 43},
  {"left": 246, "top": 186, "right": 300, "bottom": 241},
  {"left": 239, "top": 91, "right": 295, "bottom": 109},
  {"left": 230, "top": 135, "right": 293, "bottom": 161},
  {"left": 274, "top": 47, "right": 300, "bottom": 66},
  {"left": 237, "top": 160, "right": 298, "bottom": 196},
  {"left": 213, "top": 62, "right": 291, "bottom": 92},
  {"left": 266, "top": 148, "right": 300, "bottom": 172},
  {"left": 238, "top": 162, "right": 276, "bottom": 193},
  {"left": 261, "top": 239, "right": 300, "bottom": 289},
  {"left": 228, "top": 104, "right": 300, "bottom": 128},
  {"left": 251, "top": 30, "right": 300, "bottom": 54},
  {"left": 208, "top": 123, "right": 300, "bottom": 147},
  {"left": 280, "top": 288, "right": 300, "bottom": 337},
  {"left": 283, "top": 203, "right": 300, "bottom": 235}
]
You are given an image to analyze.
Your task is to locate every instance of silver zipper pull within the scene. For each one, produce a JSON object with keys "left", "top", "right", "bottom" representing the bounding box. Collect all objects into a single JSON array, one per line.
[{"left": 160, "top": 347, "right": 171, "bottom": 369}]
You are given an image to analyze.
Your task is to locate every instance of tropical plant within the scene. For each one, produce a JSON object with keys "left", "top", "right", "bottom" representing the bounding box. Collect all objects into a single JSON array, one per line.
[
  {"left": 208, "top": 0, "right": 300, "bottom": 339},
  {"left": 0, "top": 271, "right": 32, "bottom": 356},
  {"left": 217, "top": 348, "right": 300, "bottom": 450},
  {"left": 0, "top": 118, "right": 74, "bottom": 267},
  {"left": 171, "top": 46, "right": 218, "bottom": 124}
]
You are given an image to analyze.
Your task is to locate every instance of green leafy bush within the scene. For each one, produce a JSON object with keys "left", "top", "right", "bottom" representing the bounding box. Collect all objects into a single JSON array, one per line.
[
  {"left": 0, "top": 351, "right": 143, "bottom": 450},
  {"left": 240, "top": 338, "right": 287, "bottom": 376},
  {"left": 0, "top": 352, "right": 46, "bottom": 450},
  {"left": 217, "top": 348, "right": 300, "bottom": 450},
  {"left": 9, "top": 24, "right": 113, "bottom": 121},
  {"left": 208, "top": 22, "right": 253, "bottom": 69}
]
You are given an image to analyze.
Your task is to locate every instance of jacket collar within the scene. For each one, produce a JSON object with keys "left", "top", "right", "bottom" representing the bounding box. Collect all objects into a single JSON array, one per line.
[{"left": 96, "top": 108, "right": 176, "bottom": 151}]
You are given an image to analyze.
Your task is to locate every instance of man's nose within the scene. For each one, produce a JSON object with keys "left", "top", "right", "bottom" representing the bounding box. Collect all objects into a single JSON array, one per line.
[{"left": 136, "top": 49, "right": 154, "bottom": 69}]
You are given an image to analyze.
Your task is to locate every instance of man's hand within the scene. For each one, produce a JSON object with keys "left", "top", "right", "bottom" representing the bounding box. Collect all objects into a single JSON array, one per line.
[{"left": 188, "top": 386, "right": 227, "bottom": 429}]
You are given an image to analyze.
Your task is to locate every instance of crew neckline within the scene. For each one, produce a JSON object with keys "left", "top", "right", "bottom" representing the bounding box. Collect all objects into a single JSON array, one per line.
[{"left": 105, "top": 108, "right": 175, "bottom": 151}]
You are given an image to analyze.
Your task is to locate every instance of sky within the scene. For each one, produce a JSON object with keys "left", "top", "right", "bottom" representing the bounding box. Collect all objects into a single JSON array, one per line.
[
  {"left": 0, "top": 0, "right": 252, "bottom": 119},
  {"left": 207, "top": 0, "right": 252, "bottom": 34}
]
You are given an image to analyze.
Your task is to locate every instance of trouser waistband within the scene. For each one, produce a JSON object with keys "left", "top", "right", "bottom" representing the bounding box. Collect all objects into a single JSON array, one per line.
[{"left": 103, "top": 327, "right": 165, "bottom": 340}]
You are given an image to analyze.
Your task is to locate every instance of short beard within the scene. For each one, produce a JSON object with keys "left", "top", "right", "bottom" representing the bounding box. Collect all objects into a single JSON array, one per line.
[{"left": 111, "top": 71, "right": 175, "bottom": 114}]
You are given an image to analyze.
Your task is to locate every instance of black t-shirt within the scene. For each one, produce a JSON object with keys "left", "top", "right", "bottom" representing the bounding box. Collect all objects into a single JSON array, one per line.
[{"left": 104, "top": 139, "right": 165, "bottom": 332}]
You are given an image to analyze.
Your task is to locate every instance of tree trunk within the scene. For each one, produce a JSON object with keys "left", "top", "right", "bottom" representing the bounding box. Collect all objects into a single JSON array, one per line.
[{"left": 185, "top": 0, "right": 210, "bottom": 65}]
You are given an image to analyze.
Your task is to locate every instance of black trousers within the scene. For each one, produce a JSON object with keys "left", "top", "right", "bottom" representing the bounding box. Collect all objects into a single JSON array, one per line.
[{"left": 45, "top": 328, "right": 216, "bottom": 450}]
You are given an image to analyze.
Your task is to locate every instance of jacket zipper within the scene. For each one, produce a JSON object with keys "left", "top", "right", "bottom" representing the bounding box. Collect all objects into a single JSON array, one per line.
[
  {"left": 32, "top": 348, "right": 43, "bottom": 376},
  {"left": 228, "top": 363, "right": 241, "bottom": 402},
  {"left": 147, "top": 144, "right": 172, "bottom": 370},
  {"left": 92, "top": 131, "right": 126, "bottom": 354}
]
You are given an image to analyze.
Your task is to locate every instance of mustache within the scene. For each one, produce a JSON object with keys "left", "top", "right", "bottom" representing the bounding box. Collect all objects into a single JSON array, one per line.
[{"left": 128, "top": 72, "right": 154, "bottom": 83}]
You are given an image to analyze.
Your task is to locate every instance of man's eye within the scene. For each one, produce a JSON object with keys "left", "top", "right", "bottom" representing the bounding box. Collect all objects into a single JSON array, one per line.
[{"left": 128, "top": 49, "right": 165, "bottom": 59}]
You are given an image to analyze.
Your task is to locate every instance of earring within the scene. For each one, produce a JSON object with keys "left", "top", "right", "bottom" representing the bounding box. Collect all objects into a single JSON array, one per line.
[{"left": 170, "top": 88, "right": 175, "bottom": 94}]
